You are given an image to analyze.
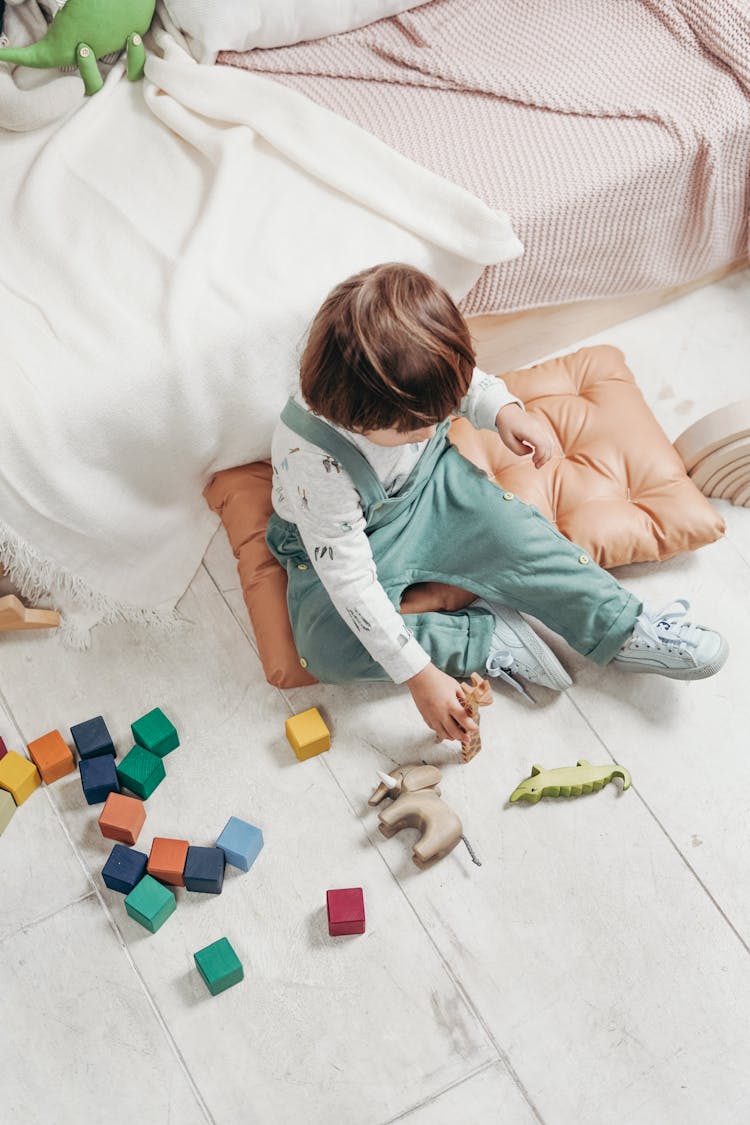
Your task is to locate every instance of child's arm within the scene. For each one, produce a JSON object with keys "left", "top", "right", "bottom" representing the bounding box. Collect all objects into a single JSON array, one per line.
[
  {"left": 457, "top": 368, "right": 559, "bottom": 468},
  {"left": 273, "top": 431, "right": 432, "bottom": 684},
  {"left": 272, "top": 432, "right": 477, "bottom": 743}
]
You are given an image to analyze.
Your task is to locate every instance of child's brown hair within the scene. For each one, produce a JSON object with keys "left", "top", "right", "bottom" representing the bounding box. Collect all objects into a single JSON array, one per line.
[{"left": 300, "top": 263, "right": 476, "bottom": 432}]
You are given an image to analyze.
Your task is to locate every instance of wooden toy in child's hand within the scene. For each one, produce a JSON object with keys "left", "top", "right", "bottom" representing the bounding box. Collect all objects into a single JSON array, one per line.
[
  {"left": 0, "top": 0, "right": 156, "bottom": 96},
  {"left": 368, "top": 763, "right": 464, "bottom": 868},
  {"left": 456, "top": 673, "right": 492, "bottom": 762},
  {"left": 509, "top": 760, "right": 632, "bottom": 804}
]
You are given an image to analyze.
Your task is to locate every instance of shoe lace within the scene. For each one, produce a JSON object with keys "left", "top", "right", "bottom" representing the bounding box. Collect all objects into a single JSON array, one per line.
[
  {"left": 485, "top": 648, "right": 535, "bottom": 702},
  {"left": 631, "top": 599, "right": 700, "bottom": 655}
]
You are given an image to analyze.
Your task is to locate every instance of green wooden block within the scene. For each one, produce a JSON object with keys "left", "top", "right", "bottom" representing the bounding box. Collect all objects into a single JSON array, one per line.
[
  {"left": 194, "top": 937, "right": 244, "bottom": 996},
  {"left": 131, "top": 708, "right": 179, "bottom": 758},
  {"left": 116, "top": 745, "right": 165, "bottom": 799},
  {"left": 0, "top": 789, "right": 16, "bottom": 835},
  {"left": 124, "top": 874, "right": 176, "bottom": 933}
]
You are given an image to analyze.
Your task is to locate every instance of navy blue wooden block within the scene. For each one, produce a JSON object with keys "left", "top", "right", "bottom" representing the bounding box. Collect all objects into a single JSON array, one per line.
[
  {"left": 183, "top": 846, "right": 225, "bottom": 894},
  {"left": 102, "top": 843, "right": 148, "bottom": 894},
  {"left": 80, "top": 755, "right": 120, "bottom": 805},
  {"left": 71, "top": 715, "right": 116, "bottom": 760}
]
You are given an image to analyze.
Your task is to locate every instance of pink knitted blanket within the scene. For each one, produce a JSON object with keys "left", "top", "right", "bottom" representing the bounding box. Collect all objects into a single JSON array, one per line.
[{"left": 219, "top": 0, "right": 750, "bottom": 315}]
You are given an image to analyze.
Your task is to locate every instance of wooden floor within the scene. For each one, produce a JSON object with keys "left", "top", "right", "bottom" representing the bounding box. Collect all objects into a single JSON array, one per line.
[{"left": 1, "top": 268, "right": 749, "bottom": 1125}]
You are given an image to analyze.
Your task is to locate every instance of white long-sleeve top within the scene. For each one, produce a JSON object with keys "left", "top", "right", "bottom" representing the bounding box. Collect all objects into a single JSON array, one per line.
[{"left": 270, "top": 368, "right": 522, "bottom": 683}]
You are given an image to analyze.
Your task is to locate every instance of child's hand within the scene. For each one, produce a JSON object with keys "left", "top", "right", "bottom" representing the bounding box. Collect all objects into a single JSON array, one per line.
[
  {"left": 405, "top": 663, "right": 478, "bottom": 744},
  {"left": 495, "top": 403, "right": 560, "bottom": 469}
]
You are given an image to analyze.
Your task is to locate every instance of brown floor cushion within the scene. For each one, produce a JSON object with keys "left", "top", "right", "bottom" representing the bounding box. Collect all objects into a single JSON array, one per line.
[{"left": 205, "top": 345, "right": 724, "bottom": 688}]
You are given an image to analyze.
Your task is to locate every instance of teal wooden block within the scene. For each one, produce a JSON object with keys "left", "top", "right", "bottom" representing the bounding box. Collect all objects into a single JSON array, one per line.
[
  {"left": 194, "top": 937, "right": 244, "bottom": 996},
  {"left": 131, "top": 708, "right": 179, "bottom": 758},
  {"left": 124, "top": 874, "right": 176, "bottom": 933},
  {"left": 0, "top": 789, "right": 16, "bottom": 835},
  {"left": 116, "top": 745, "right": 165, "bottom": 799}
]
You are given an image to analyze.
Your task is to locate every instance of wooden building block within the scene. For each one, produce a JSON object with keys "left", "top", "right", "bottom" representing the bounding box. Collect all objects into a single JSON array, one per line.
[
  {"left": 147, "top": 837, "right": 189, "bottom": 886},
  {"left": 0, "top": 749, "right": 42, "bottom": 806},
  {"left": 124, "top": 874, "right": 176, "bottom": 933},
  {"left": 216, "top": 816, "right": 264, "bottom": 872},
  {"left": 102, "top": 843, "right": 148, "bottom": 894},
  {"left": 194, "top": 937, "right": 244, "bottom": 996},
  {"left": 80, "top": 755, "right": 120, "bottom": 805},
  {"left": 0, "top": 735, "right": 7, "bottom": 761},
  {"left": 70, "top": 715, "right": 116, "bottom": 760},
  {"left": 131, "top": 708, "right": 179, "bottom": 758},
  {"left": 116, "top": 745, "right": 165, "bottom": 799},
  {"left": 326, "top": 887, "right": 366, "bottom": 936},
  {"left": 98, "top": 792, "right": 146, "bottom": 845},
  {"left": 183, "top": 846, "right": 225, "bottom": 894},
  {"left": 27, "top": 730, "right": 75, "bottom": 784},
  {"left": 0, "top": 789, "right": 16, "bottom": 835},
  {"left": 285, "top": 708, "right": 330, "bottom": 762}
]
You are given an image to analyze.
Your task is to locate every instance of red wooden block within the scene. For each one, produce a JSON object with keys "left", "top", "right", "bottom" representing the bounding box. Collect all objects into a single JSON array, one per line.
[
  {"left": 147, "top": 837, "right": 189, "bottom": 886},
  {"left": 0, "top": 736, "right": 7, "bottom": 761},
  {"left": 326, "top": 887, "right": 366, "bottom": 936},
  {"left": 98, "top": 792, "right": 146, "bottom": 845}
]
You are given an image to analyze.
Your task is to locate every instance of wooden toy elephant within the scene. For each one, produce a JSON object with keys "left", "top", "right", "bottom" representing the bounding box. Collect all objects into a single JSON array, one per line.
[{"left": 368, "top": 763, "right": 463, "bottom": 868}]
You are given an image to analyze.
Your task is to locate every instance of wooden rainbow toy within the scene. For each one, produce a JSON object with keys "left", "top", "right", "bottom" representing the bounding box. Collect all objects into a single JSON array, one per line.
[{"left": 674, "top": 400, "right": 750, "bottom": 508}]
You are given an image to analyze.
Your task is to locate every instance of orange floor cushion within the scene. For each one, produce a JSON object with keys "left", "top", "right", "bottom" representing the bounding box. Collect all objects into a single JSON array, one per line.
[{"left": 205, "top": 345, "right": 724, "bottom": 688}]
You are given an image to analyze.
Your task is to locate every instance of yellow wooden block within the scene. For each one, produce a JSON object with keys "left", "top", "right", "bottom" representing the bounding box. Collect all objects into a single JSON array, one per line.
[
  {"left": 0, "top": 749, "right": 42, "bottom": 805},
  {"left": 285, "top": 708, "right": 330, "bottom": 762}
]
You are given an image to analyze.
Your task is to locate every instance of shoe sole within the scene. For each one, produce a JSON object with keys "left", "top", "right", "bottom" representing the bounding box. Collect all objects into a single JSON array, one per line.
[
  {"left": 612, "top": 636, "right": 729, "bottom": 680},
  {"left": 493, "top": 610, "right": 573, "bottom": 691}
]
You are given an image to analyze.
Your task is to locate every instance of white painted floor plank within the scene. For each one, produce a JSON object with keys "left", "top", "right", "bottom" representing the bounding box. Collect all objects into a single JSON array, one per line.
[
  {"left": 0, "top": 690, "right": 92, "bottom": 941},
  {"left": 0, "top": 571, "right": 513, "bottom": 1125},
  {"left": 203, "top": 526, "right": 242, "bottom": 593},
  {"left": 0, "top": 896, "right": 208, "bottom": 1125},
  {"left": 391, "top": 1062, "right": 539, "bottom": 1124},
  {"left": 278, "top": 653, "right": 750, "bottom": 1125}
]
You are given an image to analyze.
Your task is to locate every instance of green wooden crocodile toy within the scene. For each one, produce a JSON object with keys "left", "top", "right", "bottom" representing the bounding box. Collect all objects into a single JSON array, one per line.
[
  {"left": 509, "top": 760, "right": 632, "bottom": 804},
  {"left": 0, "top": 0, "right": 156, "bottom": 95}
]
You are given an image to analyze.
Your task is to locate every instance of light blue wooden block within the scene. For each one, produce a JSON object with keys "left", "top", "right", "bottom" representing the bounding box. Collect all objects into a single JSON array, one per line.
[{"left": 216, "top": 816, "right": 264, "bottom": 872}]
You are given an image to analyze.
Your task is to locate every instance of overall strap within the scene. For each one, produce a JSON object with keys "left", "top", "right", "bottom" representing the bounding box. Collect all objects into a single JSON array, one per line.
[{"left": 280, "top": 397, "right": 387, "bottom": 511}]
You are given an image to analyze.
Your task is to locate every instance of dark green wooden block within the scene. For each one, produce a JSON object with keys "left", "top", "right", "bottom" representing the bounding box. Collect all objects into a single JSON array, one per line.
[
  {"left": 124, "top": 874, "right": 176, "bottom": 933},
  {"left": 194, "top": 937, "right": 244, "bottom": 996},
  {"left": 131, "top": 707, "right": 179, "bottom": 758},
  {"left": 116, "top": 745, "right": 165, "bottom": 799}
]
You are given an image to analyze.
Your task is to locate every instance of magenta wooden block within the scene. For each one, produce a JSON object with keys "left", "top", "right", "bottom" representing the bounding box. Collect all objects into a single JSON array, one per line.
[
  {"left": 0, "top": 736, "right": 7, "bottom": 761},
  {"left": 326, "top": 887, "right": 366, "bottom": 936}
]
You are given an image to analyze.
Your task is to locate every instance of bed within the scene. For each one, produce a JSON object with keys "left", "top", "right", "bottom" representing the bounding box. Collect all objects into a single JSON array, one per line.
[{"left": 0, "top": 0, "right": 747, "bottom": 641}]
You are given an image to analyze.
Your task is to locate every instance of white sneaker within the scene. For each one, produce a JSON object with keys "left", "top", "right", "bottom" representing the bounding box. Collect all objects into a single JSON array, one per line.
[
  {"left": 476, "top": 599, "right": 573, "bottom": 697},
  {"left": 612, "top": 599, "right": 728, "bottom": 680}
]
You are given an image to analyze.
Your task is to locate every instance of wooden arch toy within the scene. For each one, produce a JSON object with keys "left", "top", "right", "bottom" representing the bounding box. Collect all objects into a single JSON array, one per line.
[
  {"left": 674, "top": 400, "right": 750, "bottom": 508},
  {"left": 0, "top": 568, "right": 59, "bottom": 633}
]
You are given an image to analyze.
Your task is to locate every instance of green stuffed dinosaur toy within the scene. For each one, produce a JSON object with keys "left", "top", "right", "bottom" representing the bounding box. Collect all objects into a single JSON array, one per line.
[{"left": 0, "top": 0, "right": 156, "bottom": 95}]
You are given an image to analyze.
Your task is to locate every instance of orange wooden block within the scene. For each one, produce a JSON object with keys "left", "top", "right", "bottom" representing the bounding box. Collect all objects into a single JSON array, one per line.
[
  {"left": 147, "top": 837, "right": 189, "bottom": 886},
  {"left": 98, "top": 792, "right": 146, "bottom": 846},
  {"left": 27, "top": 730, "right": 75, "bottom": 784}
]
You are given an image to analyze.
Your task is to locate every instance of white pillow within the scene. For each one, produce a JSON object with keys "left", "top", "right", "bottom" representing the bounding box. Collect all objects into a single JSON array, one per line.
[{"left": 162, "top": 0, "right": 430, "bottom": 63}]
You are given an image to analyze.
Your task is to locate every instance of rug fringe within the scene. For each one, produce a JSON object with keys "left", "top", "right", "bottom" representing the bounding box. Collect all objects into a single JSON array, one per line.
[{"left": 0, "top": 520, "right": 179, "bottom": 649}]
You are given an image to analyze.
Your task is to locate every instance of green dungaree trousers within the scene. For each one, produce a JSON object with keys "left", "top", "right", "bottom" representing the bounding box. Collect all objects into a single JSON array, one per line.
[{"left": 267, "top": 398, "right": 642, "bottom": 684}]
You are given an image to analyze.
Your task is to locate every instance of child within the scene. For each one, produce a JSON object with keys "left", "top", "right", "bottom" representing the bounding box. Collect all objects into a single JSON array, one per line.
[{"left": 267, "top": 264, "right": 728, "bottom": 744}]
